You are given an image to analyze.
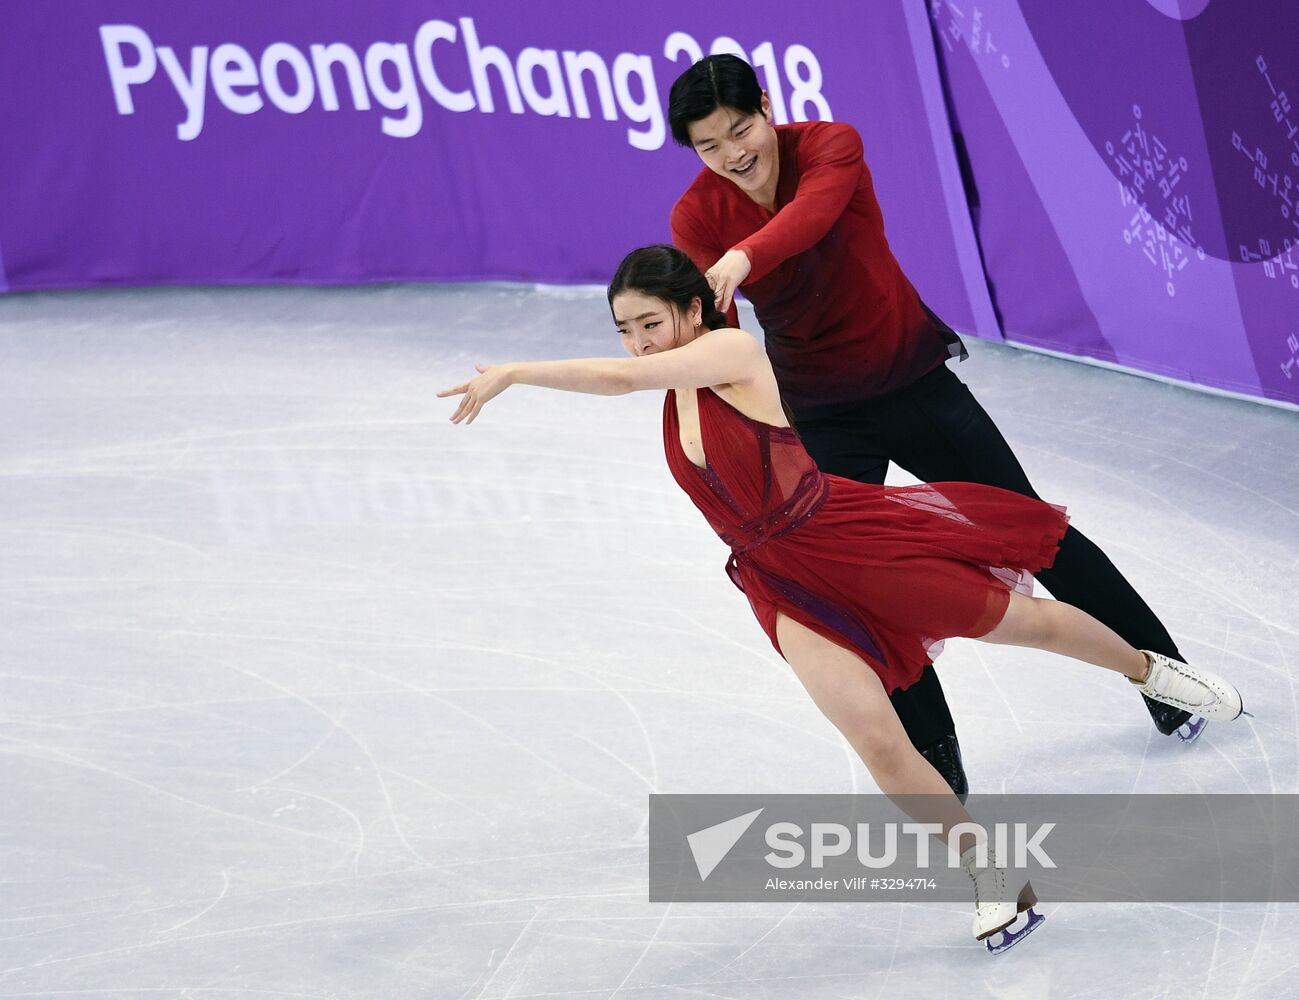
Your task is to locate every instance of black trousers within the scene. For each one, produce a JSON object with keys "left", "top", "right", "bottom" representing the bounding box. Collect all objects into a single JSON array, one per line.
[{"left": 794, "top": 362, "right": 1182, "bottom": 748}]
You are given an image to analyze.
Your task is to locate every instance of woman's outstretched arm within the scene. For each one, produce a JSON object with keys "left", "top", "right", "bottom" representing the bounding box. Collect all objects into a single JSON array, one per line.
[{"left": 437, "top": 327, "right": 765, "bottom": 424}]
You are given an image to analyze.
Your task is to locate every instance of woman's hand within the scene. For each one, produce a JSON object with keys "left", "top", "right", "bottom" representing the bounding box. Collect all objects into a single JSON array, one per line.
[
  {"left": 437, "top": 363, "right": 514, "bottom": 424},
  {"left": 704, "top": 248, "right": 751, "bottom": 314}
]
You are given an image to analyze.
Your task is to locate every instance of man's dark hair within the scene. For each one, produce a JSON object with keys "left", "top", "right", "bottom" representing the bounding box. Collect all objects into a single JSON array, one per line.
[
  {"left": 667, "top": 55, "right": 763, "bottom": 147},
  {"left": 607, "top": 245, "right": 727, "bottom": 330}
]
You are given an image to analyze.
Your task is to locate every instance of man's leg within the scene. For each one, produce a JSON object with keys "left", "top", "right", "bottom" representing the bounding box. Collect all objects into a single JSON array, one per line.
[
  {"left": 796, "top": 404, "right": 969, "bottom": 800},
  {"left": 887, "top": 665, "right": 967, "bottom": 799},
  {"left": 877, "top": 364, "right": 1192, "bottom": 735}
]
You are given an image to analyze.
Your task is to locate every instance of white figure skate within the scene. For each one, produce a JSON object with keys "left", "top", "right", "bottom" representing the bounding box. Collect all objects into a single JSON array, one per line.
[
  {"left": 960, "top": 846, "right": 1045, "bottom": 954},
  {"left": 1134, "top": 651, "right": 1245, "bottom": 722}
]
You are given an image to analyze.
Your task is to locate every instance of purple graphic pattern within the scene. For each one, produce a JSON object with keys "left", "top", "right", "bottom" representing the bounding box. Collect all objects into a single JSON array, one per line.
[{"left": 930, "top": 0, "right": 1298, "bottom": 405}]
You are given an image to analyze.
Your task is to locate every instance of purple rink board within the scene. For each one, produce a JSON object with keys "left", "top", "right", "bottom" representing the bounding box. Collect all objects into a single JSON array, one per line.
[
  {"left": 929, "top": 0, "right": 1299, "bottom": 405},
  {"left": 0, "top": 1, "right": 995, "bottom": 342},
  {"left": 1, "top": 2, "right": 1295, "bottom": 406}
]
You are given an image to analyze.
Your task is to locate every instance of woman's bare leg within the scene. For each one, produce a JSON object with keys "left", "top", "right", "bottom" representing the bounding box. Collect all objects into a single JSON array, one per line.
[
  {"left": 979, "top": 591, "right": 1149, "bottom": 680},
  {"left": 776, "top": 611, "right": 1046, "bottom": 940},
  {"left": 775, "top": 612, "right": 978, "bottom": 850}
]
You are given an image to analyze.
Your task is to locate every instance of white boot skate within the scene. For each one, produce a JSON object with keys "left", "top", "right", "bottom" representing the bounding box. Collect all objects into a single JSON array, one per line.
[
  {"left": 960, "top": 846, "right": 1045, "bottom": 954},
  {"left": 1134, "top": 651, "right": 1245, "bottom": 722}
]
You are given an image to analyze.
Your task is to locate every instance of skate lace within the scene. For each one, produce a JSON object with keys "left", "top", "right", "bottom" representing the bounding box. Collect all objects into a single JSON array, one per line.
[
  {"left": 962, "top": 854, "right": 1007, "bottom": 908},
  {"left": 1149, "top": 657, "right": 1213, "bottom": 709},
  {"left": 923, "top": 738, "right": 959, "bottom": 774}
]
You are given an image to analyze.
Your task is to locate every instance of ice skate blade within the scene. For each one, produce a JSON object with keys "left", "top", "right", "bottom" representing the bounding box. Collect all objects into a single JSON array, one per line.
[
  {"left": 974, "top": 881, "right": 1037, "bottom": 943},
  {"left": 984, "top": 907, "right": 1045, "bottom": 955},
  {"left": 1176, "top": 716, "right": 1209, "bottom": 743}
]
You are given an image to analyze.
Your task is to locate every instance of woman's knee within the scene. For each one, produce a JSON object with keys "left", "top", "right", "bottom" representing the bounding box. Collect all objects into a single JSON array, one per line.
[{"left": 853, "top": 729, "right": 913, "bottom": 776}]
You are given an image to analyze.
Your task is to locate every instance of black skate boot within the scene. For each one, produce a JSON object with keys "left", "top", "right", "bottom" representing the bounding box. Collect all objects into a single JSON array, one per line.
[
  {"left": 1142, "top": 693, "right": 1205, "bottom": 741},
  {"left": 892, "top": 666, "right": 969, "bottom": 800},
  {"left": 919, "top": 734, "right": 968, "bottom": 803}
]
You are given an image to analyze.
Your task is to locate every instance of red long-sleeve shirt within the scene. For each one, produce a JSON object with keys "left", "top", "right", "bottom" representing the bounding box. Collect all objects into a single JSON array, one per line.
[{"left": 670, "top": 121, "right": 963, "bottom": 414}]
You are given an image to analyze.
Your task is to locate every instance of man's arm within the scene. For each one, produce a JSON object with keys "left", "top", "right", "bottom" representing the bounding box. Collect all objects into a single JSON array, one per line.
[
  {"left": 670, "top": 197, "right": 741, "bottom": 328},
  {"left": 734, "top": 122, "right": 863, "bottom": 284}
]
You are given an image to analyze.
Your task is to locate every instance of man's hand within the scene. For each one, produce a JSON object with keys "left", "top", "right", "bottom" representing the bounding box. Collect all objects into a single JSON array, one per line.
[
  {"left": 704, "top": 249, "right": 751, "bottom": 315},
  {"left": 437, "top": 363, "right": 515, "bottom": 424}
]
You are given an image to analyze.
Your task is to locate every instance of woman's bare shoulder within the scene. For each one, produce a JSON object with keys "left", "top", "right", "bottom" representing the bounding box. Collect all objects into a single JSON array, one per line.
[{"left": 708, "top": 334, "right": 788, "bottom": 427}]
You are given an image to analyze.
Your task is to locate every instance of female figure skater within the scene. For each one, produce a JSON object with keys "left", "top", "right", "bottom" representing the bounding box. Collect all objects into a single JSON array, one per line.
[{"left": 437, "top": 245, "right": 1244, "bottom": 951}]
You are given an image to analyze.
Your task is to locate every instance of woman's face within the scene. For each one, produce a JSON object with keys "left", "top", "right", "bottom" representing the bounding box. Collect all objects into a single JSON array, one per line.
[
  {"left": 612, "top": 291, "right": 702, "bottom": 357},
  {"left": 685, "top": 98, "right": 778, "bottom": 205}
]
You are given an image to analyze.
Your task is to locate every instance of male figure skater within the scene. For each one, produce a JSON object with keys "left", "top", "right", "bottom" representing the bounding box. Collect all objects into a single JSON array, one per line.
[{"left": 666, "top": 55, "right": 1199, "bottom": 798}]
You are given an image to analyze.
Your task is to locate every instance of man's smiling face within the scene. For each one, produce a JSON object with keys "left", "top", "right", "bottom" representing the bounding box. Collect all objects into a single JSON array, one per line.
[{"left": 686, "top": 99, "right": 778, "bottom": 207}]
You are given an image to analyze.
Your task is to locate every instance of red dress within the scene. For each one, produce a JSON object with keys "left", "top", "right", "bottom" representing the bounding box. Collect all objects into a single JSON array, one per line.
[{"left": 663, "top": 386, "right": 1069, "bottom": 693}]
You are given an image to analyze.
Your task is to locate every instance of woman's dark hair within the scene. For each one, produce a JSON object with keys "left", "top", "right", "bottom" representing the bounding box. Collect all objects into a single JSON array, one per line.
[
  {"left": 607, "top": 245, "right": 727, "bottom": 330},
  {"left": 667, "top": 55, "right": 763, "bottom": 147},
  {"left": 609, "top": 244, "right": 800, "bottom": 428}
]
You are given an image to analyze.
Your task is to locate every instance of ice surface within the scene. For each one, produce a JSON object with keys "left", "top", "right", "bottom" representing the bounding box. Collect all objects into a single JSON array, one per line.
[{"left": 0, "top": 282, "right": 1295, "bottom": 998}]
